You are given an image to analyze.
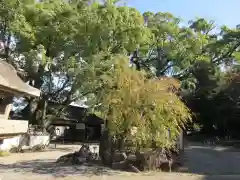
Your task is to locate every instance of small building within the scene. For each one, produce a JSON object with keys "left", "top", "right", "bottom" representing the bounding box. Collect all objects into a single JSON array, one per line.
[
  {"left": 49, "top": 104, "right": 104, "bottom": 142},
  {"left": 0, "top": 60, "right": 41, "bottom": 139}
]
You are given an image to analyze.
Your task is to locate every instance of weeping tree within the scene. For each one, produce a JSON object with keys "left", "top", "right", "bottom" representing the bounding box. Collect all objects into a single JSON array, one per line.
[{"left": 93, "top": 55, "right": 191, "bottom": 167}]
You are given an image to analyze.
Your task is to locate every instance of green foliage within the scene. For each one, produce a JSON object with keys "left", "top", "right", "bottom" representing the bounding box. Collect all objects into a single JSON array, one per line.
[
  {"left": 2, "top": 0, "right": 240, "bottom": 140},
  {"left": 0, "top": 0, "right": 150, "bottom": 124},
  {"left": 95, "top": 55, "right": 191, "bottom": 150}
]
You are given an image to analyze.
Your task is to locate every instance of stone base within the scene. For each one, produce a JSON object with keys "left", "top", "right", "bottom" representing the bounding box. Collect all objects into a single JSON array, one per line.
[{"left": 0, "top": 134, "right": 50, "bottom": 151}]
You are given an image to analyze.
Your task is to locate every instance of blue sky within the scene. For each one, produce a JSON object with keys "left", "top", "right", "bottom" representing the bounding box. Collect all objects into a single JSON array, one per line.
[{"left": 127, "top": 0, "right": 240, "bottom": 29}]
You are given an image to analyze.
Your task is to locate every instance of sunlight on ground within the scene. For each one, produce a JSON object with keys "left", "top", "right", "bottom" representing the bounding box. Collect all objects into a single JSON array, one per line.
[{"left": 1, "top": 143, "right": 240, "bottom": 179}]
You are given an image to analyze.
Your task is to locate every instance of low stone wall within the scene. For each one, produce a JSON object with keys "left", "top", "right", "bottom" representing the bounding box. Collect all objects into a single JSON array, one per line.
[
  {"left": 0, "top": 135, "right": 22, "bottom": 151},
  {"left": 0, "top": 135, "right": 50, "bottom": 151},
  {"left": 29, "top": 135, "right": 50, "bottom": 148}
]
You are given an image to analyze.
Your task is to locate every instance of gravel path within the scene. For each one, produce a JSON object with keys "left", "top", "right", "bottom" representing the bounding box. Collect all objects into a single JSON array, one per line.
[{"left": 1, "top": 143, "right": 240, "bottom": 180}]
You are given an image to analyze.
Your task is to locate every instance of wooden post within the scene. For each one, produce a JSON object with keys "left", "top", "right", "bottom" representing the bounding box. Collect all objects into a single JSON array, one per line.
[{"left": 179, "top": 130, "right": 184, "bottom": 152}]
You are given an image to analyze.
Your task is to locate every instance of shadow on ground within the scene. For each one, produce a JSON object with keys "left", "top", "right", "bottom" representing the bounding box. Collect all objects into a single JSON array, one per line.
[
  {"left": 3, "top": 142, "right": 240, "bottom": 179},
  {"left": 177, "top": 142, "right": 240, "bottom": 179},
  {"left": 203, "top": 175, "right": 240, "bottom": 180},
  {"left": 0, "top": 159, "right": 122, "bottom": 178},
  {"left": 10, "top": 143, "right": 99, "bottom": 154}
]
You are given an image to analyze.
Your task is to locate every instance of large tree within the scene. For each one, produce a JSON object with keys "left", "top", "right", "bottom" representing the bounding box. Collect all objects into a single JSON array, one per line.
[
  {"left": 2, "top": 0, "right": 240, "bottom": 137},
  {"left": 0, "top": 0, "right": 149, "bottom": 126}
]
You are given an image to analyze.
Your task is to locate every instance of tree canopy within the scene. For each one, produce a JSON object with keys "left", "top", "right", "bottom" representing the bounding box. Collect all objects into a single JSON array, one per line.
[{"left": 1, "top": 0, "right": 240, "bottom": 139}]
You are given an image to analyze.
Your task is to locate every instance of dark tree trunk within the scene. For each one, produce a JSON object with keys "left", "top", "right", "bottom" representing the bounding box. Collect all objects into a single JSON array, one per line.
[{"left": 99, "top": 130, "right": 113, "bottom": 167}]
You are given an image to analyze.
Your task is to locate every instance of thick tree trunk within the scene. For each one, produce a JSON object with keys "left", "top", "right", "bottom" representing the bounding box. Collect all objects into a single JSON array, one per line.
[
  {"left": 28, "top": 98, "right": 38, "bottom": 125},
  {"left": 99, "top": 130, "right": 113, "bottom": 167}
]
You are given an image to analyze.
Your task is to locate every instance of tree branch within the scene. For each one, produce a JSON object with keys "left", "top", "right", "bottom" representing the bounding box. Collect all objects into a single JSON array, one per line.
[
  {"left": 51, "top": 76, "right": 71, "bottom": 97},
  {"left": 212, "top": 41, "right": 240, "bottom": 64}
]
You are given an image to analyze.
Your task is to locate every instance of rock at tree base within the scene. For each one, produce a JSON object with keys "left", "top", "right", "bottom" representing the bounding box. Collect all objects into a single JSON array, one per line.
[
  {"left": 56, "top": 144, "right": 93, "bottom": 165},
  {"left": 105, "top": 148, "right": 182, "bottom": 172},
  {"left": 56, "top": 152, "right": 87, "bottom": 165},
  {"left": 99, "top": 130, "right": 183, "bottom": 172}
]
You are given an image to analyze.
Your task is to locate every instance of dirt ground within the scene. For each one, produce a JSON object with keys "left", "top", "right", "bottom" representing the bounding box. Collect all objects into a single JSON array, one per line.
[{"left": 1, "top": 143, "right": 240, "bottom": 180}]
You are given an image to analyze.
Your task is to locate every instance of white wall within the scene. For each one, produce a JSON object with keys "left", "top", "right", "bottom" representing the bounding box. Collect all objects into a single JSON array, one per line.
[
  {"left": 29, "top": 135, "right": 50, "bottom": 148},
  {"left": 0, "top": 135, "right": 50, "bottom": 151},
  {"left": 0, "top": 135, "right": 22, "bottom": 151}
]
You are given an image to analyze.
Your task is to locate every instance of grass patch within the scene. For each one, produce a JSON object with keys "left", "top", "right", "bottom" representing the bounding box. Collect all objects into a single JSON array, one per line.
[{"left": 0, "top": 150, "right": 10, "bottom": 157}]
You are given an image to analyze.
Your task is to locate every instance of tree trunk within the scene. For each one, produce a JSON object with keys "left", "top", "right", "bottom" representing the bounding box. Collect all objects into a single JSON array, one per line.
[
  {"left": 99, "top": 130, "right": 113, "bottom": 167},
  {"left": 28, "top": 98, "right": 38, "bottom": 125},
  {"left": 39, "top": 95, "right": 48, "bottom": 127}
]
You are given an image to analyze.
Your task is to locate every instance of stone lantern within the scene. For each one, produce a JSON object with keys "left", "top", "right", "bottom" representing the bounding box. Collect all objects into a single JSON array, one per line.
[{"left": 0, "top": 60, "right": 40, "bottom": 139}]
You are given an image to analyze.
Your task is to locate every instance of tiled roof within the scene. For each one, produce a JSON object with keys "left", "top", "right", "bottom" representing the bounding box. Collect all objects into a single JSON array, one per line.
[{"left": 0, "top": 60, "right": 41, "bottom": 97}]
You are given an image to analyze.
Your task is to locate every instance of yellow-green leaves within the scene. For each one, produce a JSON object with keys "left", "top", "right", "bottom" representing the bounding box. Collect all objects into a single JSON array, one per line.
[{"left": 95, "top": 55, "right": 191, "bottom": 150}]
